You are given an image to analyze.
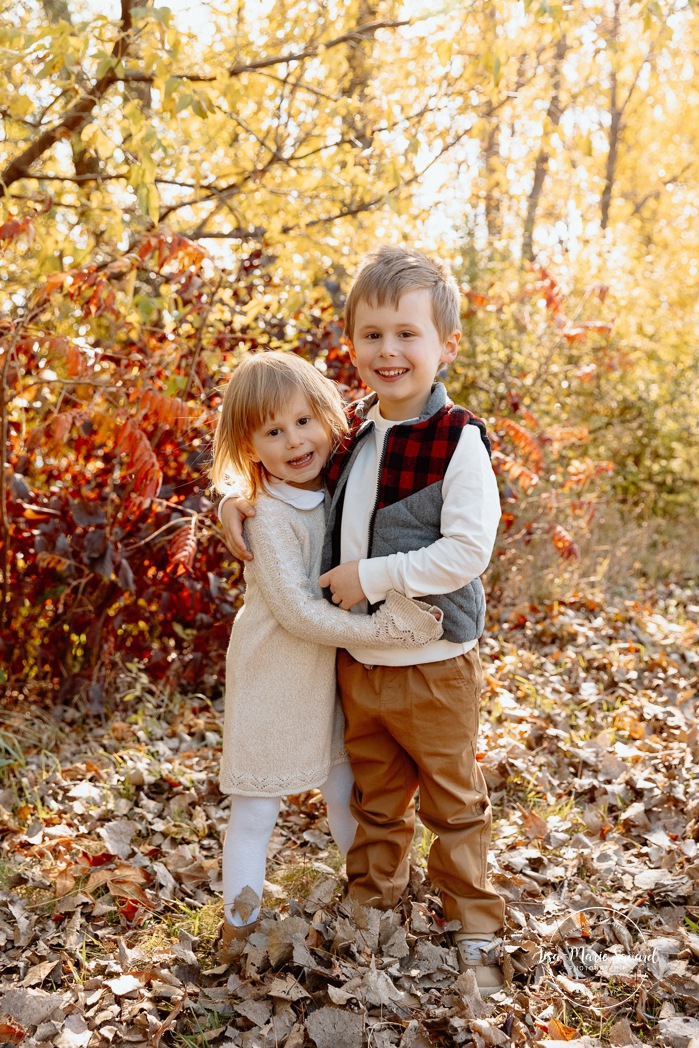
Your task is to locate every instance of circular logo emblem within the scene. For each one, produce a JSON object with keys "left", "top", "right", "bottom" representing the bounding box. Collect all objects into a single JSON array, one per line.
[{"left": 539, "top": 906, "right": 662, "bottom": 1009}]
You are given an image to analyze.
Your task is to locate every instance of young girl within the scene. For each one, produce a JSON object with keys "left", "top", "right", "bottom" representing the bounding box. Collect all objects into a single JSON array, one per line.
[{"left": 210, "top": 352, "right": 442, "bottom": 953}]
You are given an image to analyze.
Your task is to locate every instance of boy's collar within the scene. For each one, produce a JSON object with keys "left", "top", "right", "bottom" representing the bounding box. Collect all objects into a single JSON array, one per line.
[{"left": 354, "top": 382, "right": 449, "bottom": 422}]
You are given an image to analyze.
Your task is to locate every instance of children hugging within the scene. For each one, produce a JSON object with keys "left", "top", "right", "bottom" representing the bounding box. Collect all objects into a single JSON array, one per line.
[{"left": 212, "top": 245, "right": 506, "bottom": 997}]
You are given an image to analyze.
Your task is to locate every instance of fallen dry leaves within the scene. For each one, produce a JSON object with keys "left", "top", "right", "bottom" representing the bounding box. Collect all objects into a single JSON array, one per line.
[{"left": 1, "top": 581, "right": 698, "bottom": 1046}]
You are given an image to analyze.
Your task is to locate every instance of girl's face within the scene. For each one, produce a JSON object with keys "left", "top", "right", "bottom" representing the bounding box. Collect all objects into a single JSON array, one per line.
[{"left": 248, "top": 391, "right": 331, "bottom": 490}]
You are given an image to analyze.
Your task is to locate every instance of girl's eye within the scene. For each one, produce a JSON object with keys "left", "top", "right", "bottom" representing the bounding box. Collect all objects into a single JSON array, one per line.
[
  {"left": 399, "top": 331, "right": 415, "bottom": 338},
  {"left": 298, "top": 417, "right": 311, "bottom": 426},
  {"left": 267, "top": 428, "right": 280, "bottom": 437}
]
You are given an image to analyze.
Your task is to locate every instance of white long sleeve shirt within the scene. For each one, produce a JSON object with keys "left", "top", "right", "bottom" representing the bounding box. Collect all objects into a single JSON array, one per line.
[{"left": 342, "top": 403, "right": 501, "bottom": 666}]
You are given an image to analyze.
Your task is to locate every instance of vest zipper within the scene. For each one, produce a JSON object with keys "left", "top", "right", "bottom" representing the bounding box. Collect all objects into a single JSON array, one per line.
[
  {"left": 328, "top": 420, "right": 375, "bottom": 575},
  {"left": 366, "top": 430, "right": 390, "bottom": 564}
]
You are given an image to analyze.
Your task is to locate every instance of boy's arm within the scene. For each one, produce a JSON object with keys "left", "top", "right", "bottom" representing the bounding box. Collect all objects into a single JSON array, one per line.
[
  {"left": 358, "top": 424, "right": 501, "bottom": 603},
  {"left": 219, "top": 492, "right": 256, "bottom": 562}
]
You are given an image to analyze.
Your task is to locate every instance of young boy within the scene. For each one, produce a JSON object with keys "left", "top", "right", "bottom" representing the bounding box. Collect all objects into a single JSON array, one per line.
[{"left": 221, "top": 246, "right": 505, "bottom": 995}]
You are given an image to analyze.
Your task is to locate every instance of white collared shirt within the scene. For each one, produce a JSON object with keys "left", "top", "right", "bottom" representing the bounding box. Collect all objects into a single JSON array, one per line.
[{"left": 218, "top": 476, "right": 324, "bottom": 514}]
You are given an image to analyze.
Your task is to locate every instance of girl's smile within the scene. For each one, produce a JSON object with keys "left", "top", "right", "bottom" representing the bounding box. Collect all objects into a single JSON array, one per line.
[{"left": 248, "top": 392, "right": 331, "bottom": 490}]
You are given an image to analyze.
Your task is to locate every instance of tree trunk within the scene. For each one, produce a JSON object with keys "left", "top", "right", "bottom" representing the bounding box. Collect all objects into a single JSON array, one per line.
[
  {"left": 483, "top": 116, "right": 502, "bottom": 241},
  {"left": 600, "top": 1, "right": 622, "bottom": 231},
  {"left": 601, "top": 69, "right": 621, "bottom": 231},
  {"left": 522, "top": 34, "right": 568, "bottom": 261}
]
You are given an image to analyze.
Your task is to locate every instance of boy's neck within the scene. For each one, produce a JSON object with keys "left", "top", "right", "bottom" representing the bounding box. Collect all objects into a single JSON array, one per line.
[{"left": 375, "top": 388, "right": 433, "bottom": 422}]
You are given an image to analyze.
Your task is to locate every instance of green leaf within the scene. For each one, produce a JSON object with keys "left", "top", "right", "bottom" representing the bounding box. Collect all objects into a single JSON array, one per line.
[
  {"left": 37, "top": 53, "right": 66, "bottom": 78},
  {"left": 175, "top": 92, "right": 193, "bottom": 114},
  {"left": 10, "top": 93, "right": 34, "bottom": 117},
  {"left": 191, "top": 93, "right": 209, "bottom": 119},
  {"left": 165, "top": 375, "right": 188, "bottom": 394},
  {"left": 95, "top": 54, "right": 116, "bottom": 79},
  {"left": 137, "top": 182, "right": 160, "bottom": 225},
  {"left": 135, "top": 294, "right": 161, "bottom": 324},
  {"left": 164, "top": 76, "right": 180, "bottom": 101},
  {"left": 153, "top": 7, "right": 173, "bottom": 26}
]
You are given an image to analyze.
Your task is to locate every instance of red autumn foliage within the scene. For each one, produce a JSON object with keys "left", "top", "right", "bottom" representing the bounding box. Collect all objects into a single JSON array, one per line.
[
  {"left": 0, "top": 233, "right": 361, "bottom": 704},
  {"left": 0, "top": 216, "right": 34, "bottom": 245},
  {"left": 1, "top": 231, "right": 613, "bottom": 703}
]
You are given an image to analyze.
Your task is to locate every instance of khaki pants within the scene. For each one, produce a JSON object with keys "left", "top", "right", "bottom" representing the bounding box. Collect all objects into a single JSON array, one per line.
[{"left": 337, "top": 646, "right": 504, "bottom": 934}]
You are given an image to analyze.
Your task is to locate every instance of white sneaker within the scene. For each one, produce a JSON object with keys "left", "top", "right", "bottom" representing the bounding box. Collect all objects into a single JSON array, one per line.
[{"left": 454, "top": 934, "right": 505, "bottom": 998}]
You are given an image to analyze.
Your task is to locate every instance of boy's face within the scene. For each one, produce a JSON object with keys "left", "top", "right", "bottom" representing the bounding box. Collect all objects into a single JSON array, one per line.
[{"left": 349, "top": 288, "right": 460, "bottom": 421}]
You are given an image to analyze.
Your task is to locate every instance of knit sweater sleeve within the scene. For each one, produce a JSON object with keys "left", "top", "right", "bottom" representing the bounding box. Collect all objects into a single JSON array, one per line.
[{"left": 245, "top": 501, "right": 443, "bottom": 649}]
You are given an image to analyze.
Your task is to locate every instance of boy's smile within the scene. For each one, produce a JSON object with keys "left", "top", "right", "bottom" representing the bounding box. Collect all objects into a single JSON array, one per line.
[{"left": 349, "top": 288, "right": 460, "bottom": 420}]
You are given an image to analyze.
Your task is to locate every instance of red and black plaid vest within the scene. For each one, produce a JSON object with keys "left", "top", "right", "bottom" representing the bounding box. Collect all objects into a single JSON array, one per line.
[{"left": 325, "top": 397, "right": 490, "bottom": 511}]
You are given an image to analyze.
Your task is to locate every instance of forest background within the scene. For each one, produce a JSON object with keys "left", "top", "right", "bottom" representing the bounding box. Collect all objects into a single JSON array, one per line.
[
  {"left": 2, "top": 0, "right": 698, "bottom": 701},
  {"left": 1, "top": 3, "right": 699, "bottom": 1045}
]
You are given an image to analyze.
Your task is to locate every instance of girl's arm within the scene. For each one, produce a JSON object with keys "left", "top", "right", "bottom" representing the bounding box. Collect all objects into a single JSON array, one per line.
[{"left": 246, "top": 503, "right": 443, "bottom": 649}]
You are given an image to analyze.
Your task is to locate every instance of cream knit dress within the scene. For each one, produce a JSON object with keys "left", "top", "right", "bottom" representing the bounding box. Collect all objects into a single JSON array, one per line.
[{"left": 220, "top": 485, "right": 443, "bottom": 797}]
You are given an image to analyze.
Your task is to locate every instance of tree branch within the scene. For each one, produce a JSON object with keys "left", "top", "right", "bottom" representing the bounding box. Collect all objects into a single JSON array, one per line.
[
  {"left": 629, "top": 162, "right": 693, "bottom": 216},
  {"left": 119, "top": 19, "right": 410, "bottom": 84},
  {"left": 0, "top": 0, "right": 134, "bottom": 192},
  {"left": 601, "top": 1, "right": 662, "bottom": 231},
  {"left": 183, "top": 228, "right": 265, "bottom": 242}
]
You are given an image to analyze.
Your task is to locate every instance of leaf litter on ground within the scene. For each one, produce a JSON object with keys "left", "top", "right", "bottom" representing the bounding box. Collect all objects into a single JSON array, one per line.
[{"left": 0, "top": 581, "right": 698, "bottom": 1046}]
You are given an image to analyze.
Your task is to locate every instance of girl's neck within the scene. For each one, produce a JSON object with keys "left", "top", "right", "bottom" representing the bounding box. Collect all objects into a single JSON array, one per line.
[{"left": 265, "top": 472, "right": 323, "bottom": 492}]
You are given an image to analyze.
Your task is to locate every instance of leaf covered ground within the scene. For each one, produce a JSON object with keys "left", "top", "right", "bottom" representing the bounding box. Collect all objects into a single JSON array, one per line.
[{"left": 1, "top": 583, "right": 698, "bottom": 1048}]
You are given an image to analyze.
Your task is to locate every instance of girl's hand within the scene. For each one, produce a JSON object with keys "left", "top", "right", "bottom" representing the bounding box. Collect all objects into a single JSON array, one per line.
[{"left": 220, "top": 497, "right": 256, "bottom": 561}]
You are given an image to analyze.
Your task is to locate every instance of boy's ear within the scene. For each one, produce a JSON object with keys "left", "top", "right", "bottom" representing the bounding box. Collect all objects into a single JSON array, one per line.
[
  {"left": 440, "top": 329, "right": 460, "bottom": 366},
  {"left": 347, "top": 341, "right": 357, "bottom": 365}
]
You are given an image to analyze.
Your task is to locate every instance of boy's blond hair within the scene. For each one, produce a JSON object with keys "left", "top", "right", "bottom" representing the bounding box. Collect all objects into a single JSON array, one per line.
[
  {"left": 211, "top": 352, "right": 348, "bottom": 499},
  {"left": 344, "top": 245, "right": 462, "bottom": 344}
]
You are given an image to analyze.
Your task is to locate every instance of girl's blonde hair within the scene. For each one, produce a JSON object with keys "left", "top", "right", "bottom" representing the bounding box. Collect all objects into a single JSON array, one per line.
[{"left": 210, "top": 352, "right": 348, "bottom": 498}]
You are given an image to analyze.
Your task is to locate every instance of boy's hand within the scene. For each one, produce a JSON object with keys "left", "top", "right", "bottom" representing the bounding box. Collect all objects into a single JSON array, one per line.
[
  {"left": 220, "top": 497, "right": 255, "bottom": 562},
  {"left": 318, "top": 562, "right": 366, "bottom": 610}
]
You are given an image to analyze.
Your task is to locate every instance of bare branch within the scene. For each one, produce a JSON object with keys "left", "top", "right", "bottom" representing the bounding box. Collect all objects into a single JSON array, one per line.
[
  {"left": 119, "top": 19, "right": 410, "bottom": 83},
  {"left": 257, "top": 70, "right": 340, "bottom": 104},
  {"left": 25, "top": 171, "right": 129, "bottom": 184},
  {"left": 183, "top": 228, "right": 265, "bottom": 242},
  {"left": 1, "top": 0, "right": 135, "bottom": 192},
  {"left": 601, "top": 0, "right": 663, "bottom": 230},
  {"left": 629, "top": 161, "right": 694, "bottom": 216},
  {"left": 279, "top": 128, "right": 473, "bottom": 234}
]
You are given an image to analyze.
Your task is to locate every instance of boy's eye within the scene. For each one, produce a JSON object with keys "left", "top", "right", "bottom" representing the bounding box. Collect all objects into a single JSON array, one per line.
[
  {"left": 267, "top": 427, "right": 280, "bottom": 437},
  {"left": 298, "top": 417, "right": 310, "bottom": 426}
]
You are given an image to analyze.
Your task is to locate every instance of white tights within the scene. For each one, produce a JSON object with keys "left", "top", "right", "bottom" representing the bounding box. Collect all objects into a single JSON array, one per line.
[{"left": 222, "top": 762, "right": 356, "bottom": 926}]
